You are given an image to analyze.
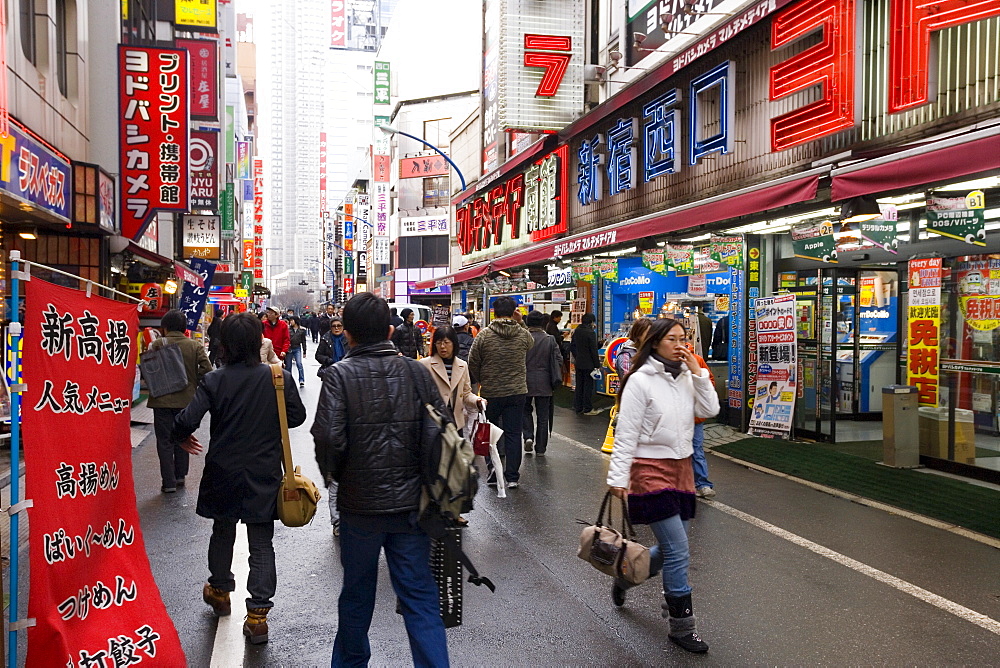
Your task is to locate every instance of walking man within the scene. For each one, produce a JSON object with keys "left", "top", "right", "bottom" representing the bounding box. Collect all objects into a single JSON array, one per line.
[
  {"left": 147, "top": 309, "right": 213, "bottom": 493},
  {"left": 312, "top": 293, "right": 451, "bottom": 667},
  {"left": 391, "top": 308, "right": 424, "bottom": 358},
  {"left": 468, "top": 296, "right": 534, "bottom": 487},
  {"left": 262, "top": 306, "right": 291, "bottom": 362},
  {"left": 522, "top": 310, "right": 562, "bottom": 456},
  {"left": 572, "top": 313, "right": 602, "bottom": 415}
]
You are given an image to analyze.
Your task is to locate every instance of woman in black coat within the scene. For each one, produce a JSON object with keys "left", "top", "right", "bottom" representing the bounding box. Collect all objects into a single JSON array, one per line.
[{"left": 173, "top": 312, "right": 306, "bottom": 643}]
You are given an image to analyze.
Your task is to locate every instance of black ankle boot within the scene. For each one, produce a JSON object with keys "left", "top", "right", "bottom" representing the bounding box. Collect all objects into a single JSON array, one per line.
[{"left": 662, "top": 593, "right": 709, "bottom": 653}]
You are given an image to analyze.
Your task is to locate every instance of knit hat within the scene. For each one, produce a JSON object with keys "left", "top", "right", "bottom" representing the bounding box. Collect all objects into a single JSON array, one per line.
[
  {"left": 452, "top": 315, "right": 469, "bottom": 327},
  {"left": 400, "top": 308, "right": 414, "bottom": 320}
]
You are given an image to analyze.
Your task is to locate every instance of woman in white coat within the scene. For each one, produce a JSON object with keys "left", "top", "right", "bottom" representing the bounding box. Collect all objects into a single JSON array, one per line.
[
  {"left": 419, "top": 326, "right": 483, "bottom": 433},
  {"left": 607, "top": 318, "right": 719, "bottom": 654}
]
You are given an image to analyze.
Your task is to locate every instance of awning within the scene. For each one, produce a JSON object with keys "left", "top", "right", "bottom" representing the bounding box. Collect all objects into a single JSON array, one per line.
[
  {"left": 127, "top": 240, "right": 173, "bottom": 267},
  {"left": 831, "top": 125, "right": 1000, "bottom": 202},
  {"left": 413, "top": 262, "right": 491, "bottom": 290},
  {"left": 492, "top": 168, "right": 825, "bottom": 271}
]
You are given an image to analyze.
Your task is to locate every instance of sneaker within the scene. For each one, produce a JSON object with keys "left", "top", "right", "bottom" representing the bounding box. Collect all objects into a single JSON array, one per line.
[
  {"left": 506, "top": 481, "right": 519, "bottom": 488},
  {"left": 524, "top": 438, "right": 534, "bottom": 454},
  {"left": 584, "top": 409, "right": 602, "bottom": 416},
  {"left": 161, "top": 486, "right": 176, "bottom": 494},
  {"left": 332, "top": 520, "right": 340, "bottom": 538},
  {"left": 243, "top": 607, "right": 269, "bottom": 644},
  {"left": 202, "top": 583, "right": 231, "bottom": 617},
  {"left": 696, "top": 486, "right": 716, "bottom": 499}
]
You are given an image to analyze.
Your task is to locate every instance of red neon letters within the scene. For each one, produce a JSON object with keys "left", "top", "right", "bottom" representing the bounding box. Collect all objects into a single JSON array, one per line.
[
  {"left": 523, "top": 34, "right": 573, "bottom": 97},
  {"left": 889, "top": 0, "right": 1000, "bottom": 113},
  {"left": 769, "top": 0, "right": 856, "bottom": 151}
]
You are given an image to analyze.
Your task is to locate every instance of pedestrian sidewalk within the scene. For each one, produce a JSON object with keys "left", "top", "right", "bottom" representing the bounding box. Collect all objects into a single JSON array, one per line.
[{"left": 701, "top": 427, "right": 1000, "bottom": 544}]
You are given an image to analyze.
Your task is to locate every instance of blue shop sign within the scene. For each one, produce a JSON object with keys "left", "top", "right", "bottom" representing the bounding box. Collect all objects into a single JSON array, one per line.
[
  {"left": 613, "top": 257, "right": 688, "bottom": 294},
  {"left": 0, "top": 121, "right": 72, "bottom": 222}
]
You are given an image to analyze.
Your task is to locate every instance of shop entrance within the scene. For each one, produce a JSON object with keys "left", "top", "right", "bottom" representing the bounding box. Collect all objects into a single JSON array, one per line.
[{"left": 788, "top": 267, "right": 903, "bottom": 442}]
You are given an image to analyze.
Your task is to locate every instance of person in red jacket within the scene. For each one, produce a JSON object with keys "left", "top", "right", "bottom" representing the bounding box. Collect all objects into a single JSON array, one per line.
[{"left": 262, "top": 306, "right": 291, "bottom": 361}]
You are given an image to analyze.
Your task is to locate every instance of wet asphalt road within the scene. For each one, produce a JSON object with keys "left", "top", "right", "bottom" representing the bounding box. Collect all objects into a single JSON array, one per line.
[{"left": 133, "top": 353, "right": 1000, "bottom": 667}]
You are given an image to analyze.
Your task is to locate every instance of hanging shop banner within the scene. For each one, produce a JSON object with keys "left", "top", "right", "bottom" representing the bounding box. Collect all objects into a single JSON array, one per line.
[
  {"left": 728, "top": 265, "right": 745, "bottom": 411},
  {"left": 174, "top": 261, "right": 206, "bottom": 289},
  {"left": 118, "top": 46, "right": 189, "bottom": 240},
  {"left": 956, "top": 259, "right": 1000, "bottom": 331},
  {"left": 182, "top": 215, "right": 221, "bottom": 260},
  {"left": 709, "top": 235, "right": 744, "bottom": 270},
  {"left": 597, "top": 259, "right": 618, "bottom": 283},
  {"left": 926, "top": 190, "right": 986, "bottom": 246},
  {"left": 189, "top": 130, "right": 219, "bottom": 210},
  {"left": 747, "top": 294, "right": 798, "bottom": 438},
  {"left": 374, "top": 61, "right": 391, "bottom": 105},
  {"left": 400, "top": 155, "right": 449, "bottom": 179},
  {"left": 906, "top": 258, "right": 942, "bottom": 406},
  {"left": 666, "top": 244, "right": 695, "bottom": 275},
  {"left": 0, "top": 119, "right": 71, "bottom": 222},
  {"left": 692, "top": 249, "right": 727, "bottom": 275},
  {"left": 641, "top": 249, "right": 668, "bottom": 276},
  {"left": 859, "top": 205, "right": 899, "bottom": 253},
  {"left": 175, "top": 0, "right": 217, "bottom": 30},
  {"left": 179, "top": 257, "right": 217, "bottom": 331},
  {"left": 23, "top": 279, "right": 185, "bottom": 666},
  {"left": 791, "top": 222, "right": 837, "bottom": 262},
  {"left": 572, "top": 262, "right": 596, "bottom": 283},
  {"left": 175, "top": 38, "right": 218, "bottom": 120},
  {"left": 236, "top": 141, "right": 251, "bottom": 180}
]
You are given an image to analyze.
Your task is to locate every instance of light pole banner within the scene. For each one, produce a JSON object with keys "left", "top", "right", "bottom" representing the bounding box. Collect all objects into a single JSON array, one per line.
[
  {"left": 747, "top": 293, "right": 797, "bottom": 438},
  {"left": 24, "top": 279, "right": 185, "bottom": 665}
]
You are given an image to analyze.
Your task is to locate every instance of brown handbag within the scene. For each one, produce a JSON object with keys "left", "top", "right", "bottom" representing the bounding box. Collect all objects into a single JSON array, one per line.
[
  {"left": 270, "top": 364, "right": 321, "bottom": 527},
  {"left": 577, "top": 491, "right": 651, "bottom": 585}
]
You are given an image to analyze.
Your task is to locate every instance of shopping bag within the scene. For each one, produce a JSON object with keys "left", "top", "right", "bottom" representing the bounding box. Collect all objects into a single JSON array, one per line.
[{"left": 472, "top": 411, "right": 491, "bottom": 457}]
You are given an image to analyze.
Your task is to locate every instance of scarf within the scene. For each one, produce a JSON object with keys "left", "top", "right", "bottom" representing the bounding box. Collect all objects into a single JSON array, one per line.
[{"left": 652, "top": 353, "right": 684, "bottom": 378}]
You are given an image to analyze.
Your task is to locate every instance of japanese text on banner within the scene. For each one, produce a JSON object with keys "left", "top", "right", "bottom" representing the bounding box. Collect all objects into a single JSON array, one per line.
[
  {"left": 907, "top": 258, "right": 942, "bottom": 405},
  {"left": 747, "top": 294, "right": 798, "bottom": 438}
]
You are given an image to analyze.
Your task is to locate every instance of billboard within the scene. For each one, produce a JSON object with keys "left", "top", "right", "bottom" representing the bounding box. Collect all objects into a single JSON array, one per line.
[{"left": 176, "top": 38, "right": 218, "bottom": 119}]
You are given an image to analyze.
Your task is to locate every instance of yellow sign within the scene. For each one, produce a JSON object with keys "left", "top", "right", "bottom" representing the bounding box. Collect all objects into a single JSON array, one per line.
[
  {"left": 235, "top": 288, "right": 248, "bottom": 299},
  {"left": 175, "top": 0, "right": 217, "bottom": 29},
  {"left": 959, "top": 295, "right": 1000, "bottom": 331}
]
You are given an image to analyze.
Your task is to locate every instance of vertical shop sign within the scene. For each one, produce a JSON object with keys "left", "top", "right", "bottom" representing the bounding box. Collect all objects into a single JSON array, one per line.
[
  {"left": 907, "top": 258, "right": 942, "bottom": 405},
  {"left": 728, "top": 265, "right": 745, "bottom": 413},
  {"left": 182, "top": 215, "right": 221, "bottom": 260},
  {"left": 253, "top": 159, "right": 264, "bottom": 281},
  {"left": 175, "top": 38, "right": 218, "bottom": 120},
  {"left": 221, "top": 183, "right": 234, "bottom": 239},
  {"left": 744, "top": 241, "right": 764, "bottom": 418},
  {"left": 374, "top": 61, "right": 391, "bottom": 105},
  {"left": 331, "top": 0, "right": 347, "bottom": 48},
  {"left": 319, "top": 132, "right": 327, "bottom": 215},
  {"left": 174, "top": 0, "right": 217, "bottom": 30},
  {"left": 748, "top": 294, "right": 798, "bottom": 438},
  {"left": 482, "top": 0, "right": 501, "bottom": 173},
  {"left": 236, "top": 141, "right": 250, "bottom": 180},
  {"left": 925, "top": 190, "right": 986, "bottom": 246},
  {"left": 189, "top": 130, "right": 219, "bottom": 210},
  {"left": 118, "top": 46, "right": 189, "bottom": 240},
  {"left": 24, "top": 280, "right": 185, "bottom": 666},
  {"left": 178, "top": 258, "right": 217, "bottom": 331}
]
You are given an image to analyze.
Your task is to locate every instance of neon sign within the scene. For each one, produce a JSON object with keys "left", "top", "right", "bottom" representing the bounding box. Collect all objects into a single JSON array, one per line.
[
  {"left": 577, "top": 135, "right": 603, "bottom": 205},
  {"left": 642, "top": 89, "right": 681, "bottom": 183},
  {"left": 606, "top": 118, "right": 638, "bottom": 196},
  {"left": 523, "top": 34, "right": 573, "bottom": 97},
  {"left": 690, "top": 61, "right": 735, "bottom": 165}
]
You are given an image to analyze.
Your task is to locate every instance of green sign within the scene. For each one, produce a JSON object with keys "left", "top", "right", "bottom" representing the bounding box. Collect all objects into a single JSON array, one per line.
[
  {"left": 597, "top": 259, "right": 618, "bottom": 282},
  {"left": 572, "top": 261, "right": 596, "bottom": 283},
  {"left": 221, "top": 183, "right": 234, "bottom": 239},
  {"left": 666, "top": 244, "right": 695, "bottom": 275},
  {"left": 859, "top": 217, "right": 898, "bottom": 253},
  {"left": 792, "top": 223, "right": 838, "bottom": 262},
  {"left": 709, "top": 235, "right": 744, "bottom": 270},
  {"left": 374, "top": 61, "right": 391, "bottom": 105},
  {"left": 642, "top": 249, "right": 668, "bottom": 275},
  {"left": 374, "top": 115, "right": 391, "bottom": 128},
  {"left": 926, "top": 190, "right": 986, "bottom": 246},
  {"left": 225, "top": 105, "right": 235, "bottom": 163},
  {"left": 344, "top": 254, "right": 354, "bottom": 276},
  {"left": 241, "top": 271, "right": 253, "bottom": 292}
]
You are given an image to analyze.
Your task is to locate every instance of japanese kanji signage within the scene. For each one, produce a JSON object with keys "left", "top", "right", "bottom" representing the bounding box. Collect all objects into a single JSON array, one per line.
[
  {"left": 331, "top": 0, "right": 346, "bottom": 48},
  {"left": 253, "top": 159, "right": 264, "bottom": 281},
  {"left": 748, "top": 293, "right": 798, "bottom": 438},
  {"left": 175, "top": 38, "right": 218, "bottom": 120},
  {"left": 0, "top": 119, "right": 71, "bottom": 222},
  {"left": 118, "top": 46, "right": 189, "bottom": 240},
  {"left": 907, "top": 258, "right": 942, "bottom": 405},
  {"left": 189, "top": 130, "right": 219, "bottom": 210},
  {"left": 374, "top": 61, "right": 391, "bottom": 105},
  {"left": 24, "top": 279, "right": 185, "bottom": 666},
  {"left": 400, "top": 155, "right": 448, "bottom": 179},
  {"left": 926, "top": 190, "right": 987, "bottom": 246},
  {"left": 182, "top": 215, "right": 221, "bottom": 259},
  {"left": 178, "top": 258, "right": 217, "bottom": 331},
  {"left": 957, "top": 259, "right": 1000, "bottom": 331},
  {"left": 174, "top": 0, "right": 217, "bottom": 30},
  {"left": 400, "top": 215, "right": 449, "bottom": 237}
]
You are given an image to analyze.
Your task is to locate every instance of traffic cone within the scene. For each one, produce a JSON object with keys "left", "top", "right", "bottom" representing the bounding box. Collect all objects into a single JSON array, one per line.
[{"left": 601, "top": 406, "right": 617, "bottom": 453}]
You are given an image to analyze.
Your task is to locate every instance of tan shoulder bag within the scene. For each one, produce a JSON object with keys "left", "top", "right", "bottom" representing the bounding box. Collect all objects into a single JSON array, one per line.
[{"left": 270, "top": 364, "right": 321, "bottom": 527}]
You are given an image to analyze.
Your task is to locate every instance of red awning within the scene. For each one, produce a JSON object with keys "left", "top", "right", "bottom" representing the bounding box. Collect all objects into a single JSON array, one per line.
[
  {"left": 831, "top": 127, "right": 1000, "bottom": 201},
  {"left": 413, "top": 262, "right": 491, "bottom": 290},
  {"left": 127, "top": 240, "right": 173, "bottom": 266},
  {"left": 492, "top": 169, "right": 824, "bottom": 270}
]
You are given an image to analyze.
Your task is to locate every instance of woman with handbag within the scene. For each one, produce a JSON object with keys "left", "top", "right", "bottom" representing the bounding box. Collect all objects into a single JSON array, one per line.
[
  {"left": 607, "top": 318, "right": 719, "bottom": 654},
  {"left": 419, "top": 326, "right": 484, "bottom": 434},
  {"left": 173, "top": 312, "right": 306, "bottom": 645}
]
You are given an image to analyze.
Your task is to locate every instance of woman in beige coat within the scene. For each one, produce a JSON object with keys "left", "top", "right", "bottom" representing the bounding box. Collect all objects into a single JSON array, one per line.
[{"left": 418, "top": 326, "right": 483, "bottom": 432}]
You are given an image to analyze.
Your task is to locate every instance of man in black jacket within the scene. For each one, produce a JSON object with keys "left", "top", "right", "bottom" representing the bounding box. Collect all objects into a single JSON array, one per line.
[
  {"left": 391, "top": 308, "right": 423, "bottom": 358},
  {"left": 572, "top": 313, "right": 602, "bottom": 415},
  {"left": 312, "top": 293, "right": 450, "bottom": 667}
]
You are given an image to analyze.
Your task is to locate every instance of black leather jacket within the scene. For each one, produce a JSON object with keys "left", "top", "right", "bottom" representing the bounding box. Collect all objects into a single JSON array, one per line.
[{"left": 311, "top": 342, "right": 451, "bottom": 515}]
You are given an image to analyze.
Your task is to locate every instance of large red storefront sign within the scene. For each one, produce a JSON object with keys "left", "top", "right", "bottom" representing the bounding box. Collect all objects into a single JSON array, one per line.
[
  {"left": 456, "top": 144, "right": 569, "bottom": 256},
  {"left": 24, "top": 280, "right": 185, "bottom": 665}
]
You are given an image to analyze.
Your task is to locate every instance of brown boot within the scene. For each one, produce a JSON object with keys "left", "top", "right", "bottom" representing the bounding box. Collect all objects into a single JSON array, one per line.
[
  {"left": 243, "top": 607, "right": 269, "bottom": 644},
  {"left": 202, "top": 583, "right": 231, "bottom": 617}
]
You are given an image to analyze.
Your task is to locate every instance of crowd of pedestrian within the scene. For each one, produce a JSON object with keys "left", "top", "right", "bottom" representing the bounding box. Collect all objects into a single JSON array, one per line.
[{"left": 149, "top": 292, "right": 721, "bottom": 662}]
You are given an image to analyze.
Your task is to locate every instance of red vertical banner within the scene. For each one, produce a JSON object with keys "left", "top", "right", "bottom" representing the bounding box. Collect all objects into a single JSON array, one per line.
[
  {"left": 331, "top": 0, "right": 347, "bottom": 48},
  {"left": 907, "top": 258, "right": 942, "bottom": 405},
  {"left": 253, "top": 159, "right": 265, "bottom": 281},
  {"left": 319, "top": 132, "right": 328, "bottom": 215},
  {"left": 119, "top": 46, "right": 190, "bottom": 240},
  {"left": 23, "top": 279, "right": 185, "bottom": 666},
  {"left": 175, "top": 38, "right": 219, "bottom": 120}
]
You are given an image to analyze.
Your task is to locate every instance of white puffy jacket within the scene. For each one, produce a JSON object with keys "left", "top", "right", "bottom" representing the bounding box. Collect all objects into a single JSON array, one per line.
[{"left": 607, "top": 356, "right": 720, "bottom": 489}]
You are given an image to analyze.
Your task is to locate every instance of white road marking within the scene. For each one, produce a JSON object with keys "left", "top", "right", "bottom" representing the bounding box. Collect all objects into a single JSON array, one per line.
[
  {"left": 550, "top": 427, "right": 1000, "bottom": 637},
  {"left": 210, "top": 523, "right": 250, "bottom": 667}
]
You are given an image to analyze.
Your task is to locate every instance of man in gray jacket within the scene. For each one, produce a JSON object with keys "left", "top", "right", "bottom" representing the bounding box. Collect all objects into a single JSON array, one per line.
[
  {"left": 468, "top": 296, "right": 534, "bottom": 487},
  {"left": 522, "top": 310, "right": 563, "bottom": 457}
]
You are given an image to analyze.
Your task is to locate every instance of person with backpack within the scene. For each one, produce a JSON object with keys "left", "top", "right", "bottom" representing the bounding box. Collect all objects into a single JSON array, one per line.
[
  {"left": 452, "top": 315, "right": 475, "bottom": 361},
  {"left": 312, "top": 293, "right": 452, "bottom": 667}
]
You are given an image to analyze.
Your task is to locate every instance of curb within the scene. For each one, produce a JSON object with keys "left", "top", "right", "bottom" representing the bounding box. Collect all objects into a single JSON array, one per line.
[{"left": 708, "top": 448, "right": 1000, "bottom": 551}]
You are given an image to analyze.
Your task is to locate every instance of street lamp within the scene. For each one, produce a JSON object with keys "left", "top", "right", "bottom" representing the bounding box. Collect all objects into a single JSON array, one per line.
[{"left": 378, "top": 124, "right": 467, "bottom": 191}]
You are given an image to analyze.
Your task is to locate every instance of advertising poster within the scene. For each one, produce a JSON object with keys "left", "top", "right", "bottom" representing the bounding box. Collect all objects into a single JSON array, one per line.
[
  {"left": 859, "top": 205, "right": 899, "bottom": 252},
  {"left": 597, "top": 259, "right": 618, "bottom": 282},
  {"left": 926, "top": 190, "right": 986, "bottom": 245},
  {"left": 748, "top": 294, "right": 798, "bottom": 438},
  {"left": 24, "top": 279, "right": 185, "bottom": 665},
  {"left": 666, "top": 244, "right": 695, "bottom": 275},
  {"left": 709, "top": 235, "right": 744, "bottom": 269},
  {"left": 957, "top": 259, "right": 1000, "bottom": 331},
  {"left": 572, "top": 261, "right": 596, "bottom": 283},
  {"left": 178, "top": 258, "right": 217, "bottom": 331},
  {"left": 728, "top": 266, "right": 744, "bottom": 411},
  {"left": 791, "top": 221, "right": 837, "bottom": 262},
  {"left": 641, "top": 249, "right": 668, "bottom": 275},
  {"left": 907, "top": 258, "right": 942, "bottom": 405}
]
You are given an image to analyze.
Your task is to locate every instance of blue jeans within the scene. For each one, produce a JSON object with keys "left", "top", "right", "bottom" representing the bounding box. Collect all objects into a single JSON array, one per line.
[
  {"left": 691, "top": 423, "right": 713, "bottom": 489},
  {"left": 284, "top": 346, "right": 305, "bottom": 383},
  {"left": 332, "top": 520, "right": 449, "bottom": 668},
  {"left": 647, "top": 514, "right": 692, "bottom": 597}
]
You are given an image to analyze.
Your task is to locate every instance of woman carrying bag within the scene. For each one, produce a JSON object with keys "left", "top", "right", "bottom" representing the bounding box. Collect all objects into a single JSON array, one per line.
[
  {"left": 173, "top": 312, "right": 307, "bottom": 645},
  {"left": 419, "top": 326, "right": 484, "bottom": 434},
  {"left": 607, "top": 318, "right": 719, "bottom": 654}
]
